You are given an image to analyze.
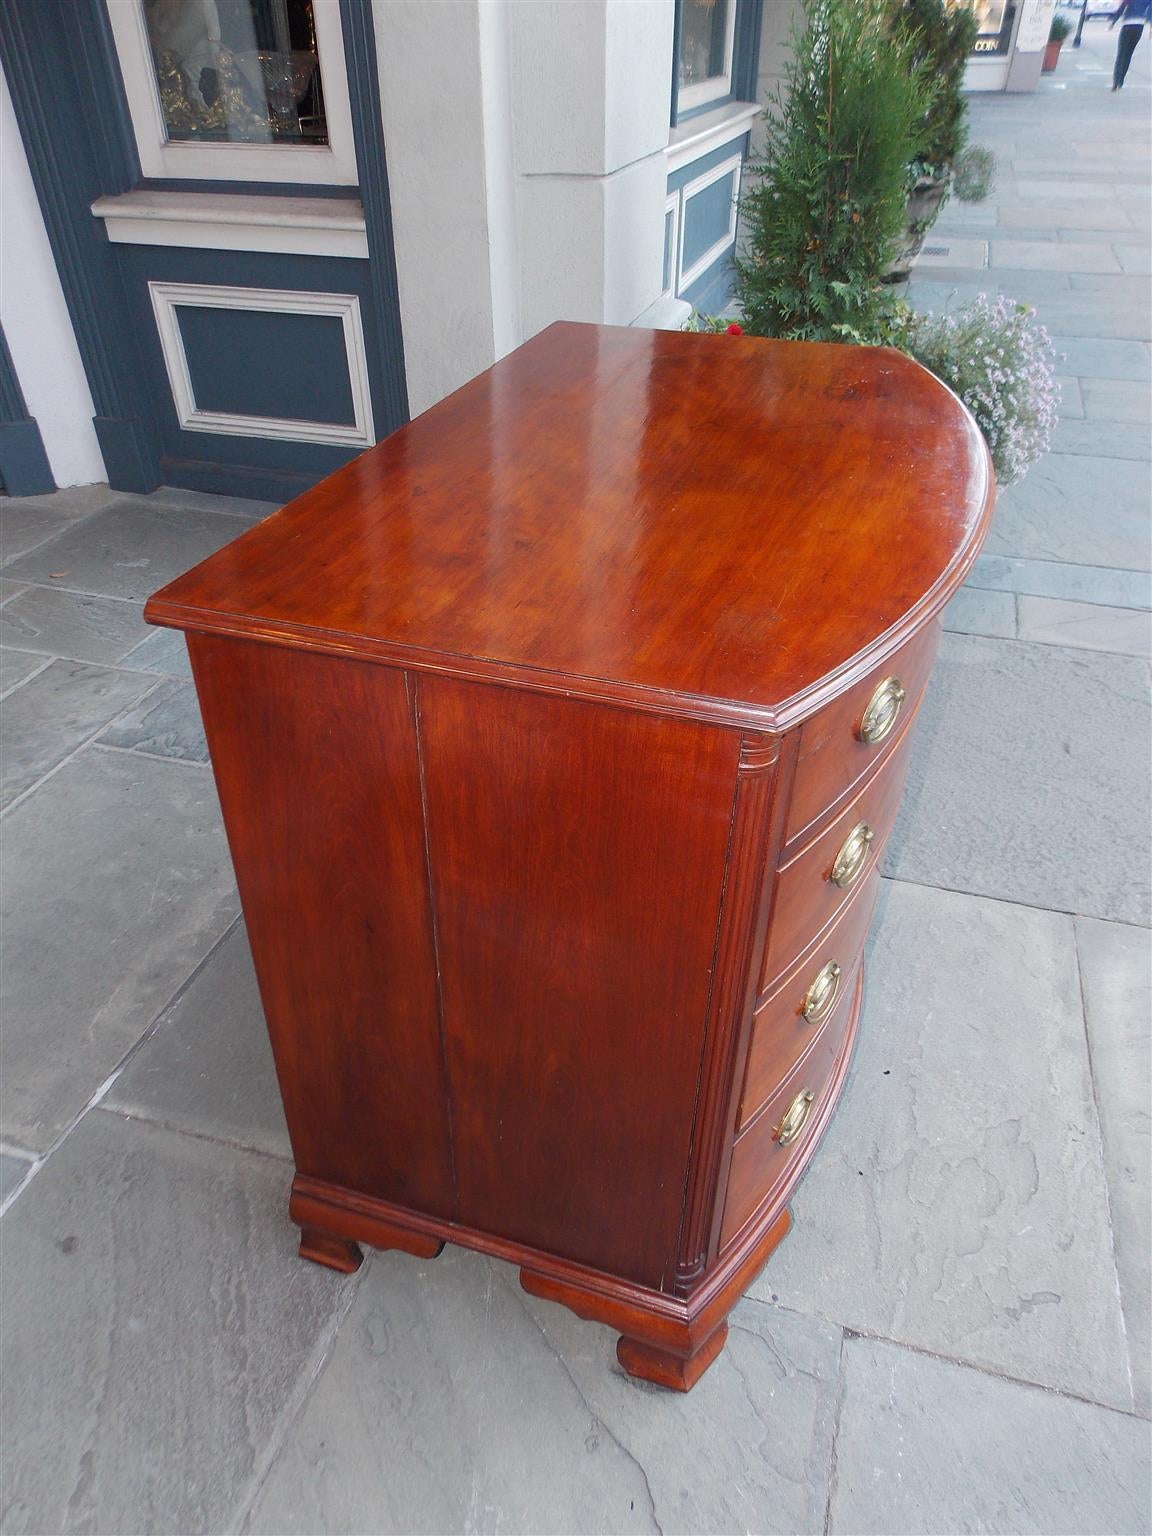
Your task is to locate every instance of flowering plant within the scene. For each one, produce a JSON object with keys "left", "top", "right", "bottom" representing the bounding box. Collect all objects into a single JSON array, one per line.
[
  {"left": 891, "top": 295, "right": 1060, "bottom": 486},
  {"left": 951, "top": 144, "right": 996, "bottom": 205}
]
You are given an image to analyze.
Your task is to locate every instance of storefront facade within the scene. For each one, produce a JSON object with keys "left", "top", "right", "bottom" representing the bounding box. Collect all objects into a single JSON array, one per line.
[
  {"left": 964, "top": 0, "right": 1059, "bottom": 91},
  {"left": 1, "top": 0, "right": 786, "bottom": 502}
]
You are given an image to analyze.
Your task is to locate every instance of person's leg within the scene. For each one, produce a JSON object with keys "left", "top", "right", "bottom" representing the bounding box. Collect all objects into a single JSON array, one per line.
[{"left": 1113, "top": 23, "right": 1142, "bottom": 88}]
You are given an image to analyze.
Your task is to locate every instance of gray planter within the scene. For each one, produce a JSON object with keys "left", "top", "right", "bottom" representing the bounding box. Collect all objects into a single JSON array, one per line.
[{"left": 883, "top": 175, "right": 949, "bottom": 285}]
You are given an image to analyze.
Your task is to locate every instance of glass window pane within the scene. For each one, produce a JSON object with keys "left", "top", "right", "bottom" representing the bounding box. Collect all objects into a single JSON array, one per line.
[
  {"left": 143, "top": 0, "right": 329, "bottom": 146},
  {"left": 967, "top": 0, "right": 1016, "bottom": 54},
  {"left": 678, "top": 0, "right": 731, "bottom": 93}
]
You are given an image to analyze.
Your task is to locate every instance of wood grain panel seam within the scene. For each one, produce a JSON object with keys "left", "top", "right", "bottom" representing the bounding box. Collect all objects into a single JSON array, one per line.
[{"left": 409, "top": 672, "right": 460, "bottom": 1221}]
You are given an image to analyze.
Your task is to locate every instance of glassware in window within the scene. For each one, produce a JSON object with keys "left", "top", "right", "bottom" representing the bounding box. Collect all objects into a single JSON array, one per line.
[
  {"left": 143, "top": 0, "right": 329, "bottom": 145},
  {"left": 678, "top": 0, "right": 731, "bottom": 93}
]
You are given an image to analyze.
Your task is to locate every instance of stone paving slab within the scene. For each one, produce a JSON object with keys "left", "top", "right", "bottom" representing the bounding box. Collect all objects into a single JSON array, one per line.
[
  {"left": 1082, "top": 376, "right": 1152, "bottom": 420},
  {"left": 1051, "top": 417, "right": 1152, "bottom": 459},
  {"left": 1076, "top": 916, "right": 1152, "bottom": 1417},
  {"left": 0, "top": 1152, "right": 31, "bottom": 1205},
  {"left": 1017, "top": 594, "right": 1152, "bottom": 657},
  {"left": 1070, "top": 272, "right": 1152, "bottom": 295},
  {"left": 121, "top": 625, "right": 194, "bottom": 677},
  {"left": 2, "top": 498, "right": 255, "bottom": 602},
  {"left": 2, "top": 485, "right": 116, "bottom": 520},
  {"left": 0, "top": 746, "right": 239, "bottom": 1152},
  {"left": 749, "top": 880, "right": 1134, "bottom": 1412},
  {"left": 886, "top": 632, "right": 1151, "bottom": 924},
  {"left": 0, "top": 648, "right": 48, "bottom": 697},
  {"left": 98, "top": 676, "right": 209, "bottom": 764},
  {"left": 0, "top": 659, "right": 156, "bottom": 809},
  {"left": 983, "top": 453, "right": 1150, "bottom": 571},
  {"left": 123, "top": 486, "right": 280, "bottom": 523},
  {"left": 968, "top": 553, "right": 1151, "bottom": 608},
  {"left": 0, "top": 1109, "right": 352, "bottom": 1536},
  {"left": 908, "top": 280, "right": 1152, "bottom": 339},
  {"left": 247, "top": 1244, "right": 843, "bottom": 1536},
  {"left": 0, "top": 487, "right": 114, "bottom": 567},
  {"left": 989, "top": 240, "right": 1122, "bottom": 273},
  {"left": 1052, "top": 336, "right": 1151, "bottom": 380},
  {"left": 0, "top": 505, "right": 83, "bottom": 567},
  {"left": 1009, "top": 158, "right": 1152, "bottom": 179},
  {"left": 0, "top": 586, "right": 149, "bottom": 666},
  {"left": 999, "top": 204, "right": 1136, "bottom": 231},
  {"left": 107, "top": 923, "right": 291, "bottom": 1161},
  {"left": 829, "top": 1337, "right": 1151, "bottom": 1536},
  {"left": 1116, "top": 244, "right": 1152, "bottom": 275},
  {"left": 1056, "top": 374, "right": 1084, "bottom": 415},
  {"left": 943, "top": 586, "right": 1016, "bottom": 638},
  {"left": 1015, "top": 179, "right": 1142, "bottom": 203}
]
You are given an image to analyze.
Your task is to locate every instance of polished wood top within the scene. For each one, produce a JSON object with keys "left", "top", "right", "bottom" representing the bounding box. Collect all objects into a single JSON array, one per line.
[{"left": 147, "top": 322, "right": 993, "bottom": 729}]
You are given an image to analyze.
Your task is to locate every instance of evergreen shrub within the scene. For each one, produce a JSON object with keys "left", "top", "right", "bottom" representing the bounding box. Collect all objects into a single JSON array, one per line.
[{"left": 735, "top": 0, "right": 933, "bottom": 343}]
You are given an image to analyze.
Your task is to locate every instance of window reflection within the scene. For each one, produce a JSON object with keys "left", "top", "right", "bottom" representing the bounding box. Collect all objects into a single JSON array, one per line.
[
  {"left": 679, "top": 0, "right": 731, "bottom": 93},
  {"left": 143, "top": 0, "right": 328, "bottom": 145},
  {"left": 965, "top": 0, "right": 1017, "bottom": 54}
]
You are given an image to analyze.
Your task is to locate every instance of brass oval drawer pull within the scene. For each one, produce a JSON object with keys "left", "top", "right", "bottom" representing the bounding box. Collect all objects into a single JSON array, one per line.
[
  {"left": 859, "top": 676, "right": 906, "bottom": 745},
  {"left": 831, "top": 820, "right": 874, "bottom": 889},
  {"left": 774, "top": 1088, "right": 815, "bottom": 1146},
  {"left": 803, "top": 960, "right": 841, "bottom": 1025}
]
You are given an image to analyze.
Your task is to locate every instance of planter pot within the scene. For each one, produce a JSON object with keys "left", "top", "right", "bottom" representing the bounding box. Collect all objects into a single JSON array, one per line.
[
  {"left": 883, "top": 175, "right": 949, "bottom": 285},
  {"left": 1042, "top": 37, "right": 1063, "bottom": 71}
]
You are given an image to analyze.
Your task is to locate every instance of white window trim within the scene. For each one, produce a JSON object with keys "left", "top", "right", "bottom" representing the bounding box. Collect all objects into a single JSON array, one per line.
[
  {"left": 662, "top": 193, "right": 681, "bottom": 297},
  {"left": 677, "top": 152, "right": 742, "bottom": 294},
  {"left": 148, "top": 281, "right": 375, "bottom": 446},
  {"left": 92, "top": 191, "right": 367, "bottom": 258},
  {"left": 106, "top": 0, "right": 358, "bottom": 185},
  {"left": 666, "top": 102, "right": 758, "bottom": 173},
  {"left": 677, "top": 0, "right": 739, "bottom": 115}
]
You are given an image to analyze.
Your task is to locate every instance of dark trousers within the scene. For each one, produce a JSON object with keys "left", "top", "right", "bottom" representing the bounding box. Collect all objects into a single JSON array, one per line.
[{"left": 1113, "top": 22, "right": 1144, "bottom": 88}]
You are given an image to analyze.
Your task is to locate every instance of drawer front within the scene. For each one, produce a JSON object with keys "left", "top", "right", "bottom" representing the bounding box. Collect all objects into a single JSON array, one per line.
[
  {"left": 741, "top": 871, "right": 878, "bottom": 1128},
  {"left": 721, "top": 1009, "right": 847, "bottom": 1249},
  {"left": 760, "top": 727, "right": 911, "bottom": 993},
  {"left": 785, "top": 623, "right": 939, "bottom": 847}
]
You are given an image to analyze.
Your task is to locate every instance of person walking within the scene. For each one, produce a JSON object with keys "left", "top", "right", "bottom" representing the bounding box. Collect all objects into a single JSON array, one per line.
[{"left": 1111, "top": 0, "right": 1150, "bottom": 90}]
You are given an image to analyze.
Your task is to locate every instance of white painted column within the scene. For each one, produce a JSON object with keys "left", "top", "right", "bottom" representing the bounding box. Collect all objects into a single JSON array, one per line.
[
  {"left": 373, "top": 0, "right": 677, "bottom": 417},
  {"left": 0, "top": 65, "right": 105, "bottom": 488},
  {"left": 371, "top": 0, "right": 502, "bottom": 417},
  {"left": 511, "top": 0, "right": 675, "bottom": 338}
]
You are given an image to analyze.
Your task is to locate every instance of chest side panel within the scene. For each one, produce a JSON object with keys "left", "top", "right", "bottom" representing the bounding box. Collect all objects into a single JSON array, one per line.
[
  {"left": 417, "top": 677, "right": 742, "bottom": 1289},
  {"left": 188, "top": 635, "right": 454, "bottom": 1218}
]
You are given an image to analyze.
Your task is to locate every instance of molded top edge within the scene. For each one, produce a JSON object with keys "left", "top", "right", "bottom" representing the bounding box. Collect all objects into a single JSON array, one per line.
[{"left": 146, "top": 322, "right": 994, "bottom": 728}]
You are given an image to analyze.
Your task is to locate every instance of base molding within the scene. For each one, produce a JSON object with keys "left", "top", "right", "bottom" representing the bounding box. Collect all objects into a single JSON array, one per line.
[
  {"left": 284, "top": 984, "right": 860, "bottom": 1389},
  {"left": 617, "top": 1323, "right": 729, "bottom": 1391}
]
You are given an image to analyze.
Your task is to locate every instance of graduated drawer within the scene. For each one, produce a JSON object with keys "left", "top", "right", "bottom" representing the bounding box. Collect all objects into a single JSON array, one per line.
[
  {"left": 720, "top": 1002, "right": 849, "bottom": 1250},
  {"left": 759, "top": 727, "right": 911, "bottom": 994},
  {"left": 784, "top": 622, "right": 939, "bottom": 848},
  {"left": 741, "top": 871, "right": 878, "bottom": 1129}
]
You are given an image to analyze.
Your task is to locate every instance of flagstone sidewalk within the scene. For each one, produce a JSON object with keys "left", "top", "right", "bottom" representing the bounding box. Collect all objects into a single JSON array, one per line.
[{"left": 0, "top": 27, "right": 1148, "bottom": 1535}]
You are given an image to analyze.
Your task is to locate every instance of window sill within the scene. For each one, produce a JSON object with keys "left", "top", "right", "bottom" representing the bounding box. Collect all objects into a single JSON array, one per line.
[
  {"left": 667, "top": 102, "right": 759, "bottom": 173},
  {"left": 90, "top": 191, "right": 368, "bottom": 259}
]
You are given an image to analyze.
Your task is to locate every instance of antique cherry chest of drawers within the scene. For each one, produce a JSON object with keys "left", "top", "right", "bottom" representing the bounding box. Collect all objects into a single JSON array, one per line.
[{"left": 146, "top": 322, "right": 993, "bottom": 1391}]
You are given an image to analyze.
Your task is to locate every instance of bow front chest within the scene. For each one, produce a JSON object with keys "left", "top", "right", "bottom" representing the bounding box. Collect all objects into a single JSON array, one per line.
[{"left": 146, "top": 322, "right": 993, "bottom": 1390}]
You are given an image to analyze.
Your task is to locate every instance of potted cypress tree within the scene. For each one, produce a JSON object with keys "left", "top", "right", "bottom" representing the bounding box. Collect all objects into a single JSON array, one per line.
[{"left": 735, "top": 0, "right": 931, "bottom": 342}]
